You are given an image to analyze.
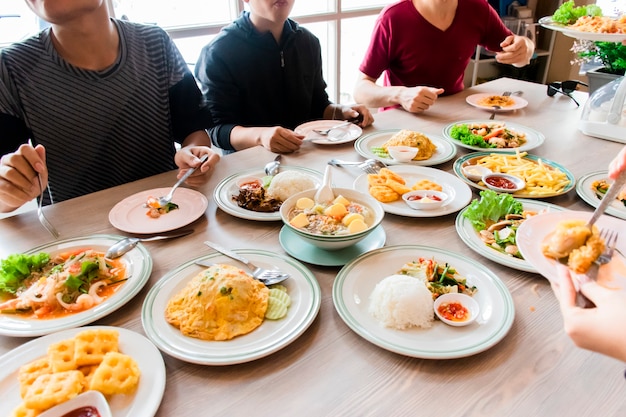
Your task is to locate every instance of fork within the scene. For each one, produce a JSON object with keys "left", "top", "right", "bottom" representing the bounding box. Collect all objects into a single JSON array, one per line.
[
  {"left": 36, "top": 175, "right": 59, "bottom": 239},
  {"left": 489, "top": 106, "right": 501, "bottom": 120},
  {"left": 577, "top": 229, "right": 618, "bottom": 307},
  {"left": 313, "top": 120, "right": 352, "bottom": 135},
  {"left": 328, "top": 158, "right": 386, "bottom": 174},
  {"left": 203, "top": 240, "right": 290, "bottom": 285}
]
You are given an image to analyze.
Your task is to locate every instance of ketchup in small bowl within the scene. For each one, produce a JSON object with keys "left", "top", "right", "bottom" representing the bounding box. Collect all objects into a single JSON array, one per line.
[
  {"left": 481, "top": 173, "right": 525, "bottom": 193},
  {"left": 402, "top": 190, "right": 448, "bottom": 210},
  {"left": 433, "top": 293, "right": 479, "bottom": 327}
]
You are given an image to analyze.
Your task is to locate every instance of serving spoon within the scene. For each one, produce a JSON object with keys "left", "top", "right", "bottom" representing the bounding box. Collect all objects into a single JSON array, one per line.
[{"left": 105, "top": 229, "right": 194, "bottom": 259}]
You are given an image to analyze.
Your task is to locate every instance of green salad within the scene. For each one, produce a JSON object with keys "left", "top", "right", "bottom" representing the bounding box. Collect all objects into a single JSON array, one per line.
[{"left": 552, "top": 0, "right": 602, "bottom": 25}]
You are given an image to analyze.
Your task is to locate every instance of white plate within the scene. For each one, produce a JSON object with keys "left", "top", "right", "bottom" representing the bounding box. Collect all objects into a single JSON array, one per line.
[
  {"left": 455, "top": 199, "right": 565, "bottom": 273},
  {"left": 0, "top": 326, "right": 166, "bottom": 417},
  {"left": 453, "top": 151, "right": 576, "bottom": 199},
  {"left": 352, "top": 165, "right": 472, "bottom": 217},
  {"left": 539, "top": 16, "right": 626, "bottom": 42},
  {"left": 279, "top": 224, "right": 386, "bottom": 267},
  {"left": 141, "top": 250, "right": 321, "bottom": 365},
  {"left": 295, "top": 120, "right": 363, "bottom": 145},
  {"left": 213, "top": 166, "right": 323, "bottom": 221},
  {"left": 517, "top": 210, "right": 626, "bottom": 283},
  {"left": 442, "top": 120, "right": 545, "bottom": 152},
  {"left": 109, "top": 188, "right": 208, "bottom": 234},
  {"left": 576, "top": 170, "right": 626, "bottom": 220},
  {"left": 466, "top": 93, "right": 528, "bottom": 112},
  {"left": 332, "top": 245, "right": 515, "bottom": 359},
  {"left": 354, "top": 130, "right": 457, "bottom": 166},
  {"left": 0, "top": 235, "right": 152, "bottom": 337}
]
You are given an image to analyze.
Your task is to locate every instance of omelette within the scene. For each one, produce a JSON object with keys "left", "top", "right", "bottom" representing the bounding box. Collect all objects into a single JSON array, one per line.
[
  {"left": 382, "top": 130, "right": 437, "bottom": 161},
  {"left": 165, "top": 264, "right": 269, "bottom": 341}
]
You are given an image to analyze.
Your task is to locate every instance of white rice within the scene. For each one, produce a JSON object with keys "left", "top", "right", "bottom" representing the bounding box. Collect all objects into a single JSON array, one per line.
[
  {"left": 368, "top": 274, "right": 434, "bottom": 330},
  {"left": 266, "top": 170, "right": 316, "bottom": 201}
]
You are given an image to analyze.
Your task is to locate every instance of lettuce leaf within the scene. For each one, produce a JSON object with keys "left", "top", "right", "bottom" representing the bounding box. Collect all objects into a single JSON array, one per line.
[
  {"left": 463, "top": 190, "right": 523, "bottom": 231},
  {"left": 552, "top": 0, "right": 602, "bottom": 25},
  {"left": 0, "top": 252, "right": 50, "bottom": 294}
]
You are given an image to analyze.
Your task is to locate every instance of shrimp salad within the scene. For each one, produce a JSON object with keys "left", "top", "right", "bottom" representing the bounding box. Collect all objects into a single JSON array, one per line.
[
  {"left": 450, "top": 122, "right": 527, "bottom": 149},
  {"left": 0, "top": 249, "right": 126, "bottom": 319}
]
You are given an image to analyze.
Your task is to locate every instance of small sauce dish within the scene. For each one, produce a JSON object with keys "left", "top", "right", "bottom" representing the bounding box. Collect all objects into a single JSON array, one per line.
[
  {"left": 481, "top": 173, "right": 525, "bottom": 193},
  {"left": 387, "top": 146, "right": 419, "bottom": 162},
  {"left": 236, "top": 177, "right": 263, "bottom": 190},
  {"left": 38, "top": 391, "right": 112, "bottom": 417},
  {"left": 462, "top": 165, "right": 492, "bottom": 182},
  {"left": 433, "top": 293, "right": 479, "bottom": 327},
  {"left": 402, "top": 190, "right": 448, "bottom": 210}
]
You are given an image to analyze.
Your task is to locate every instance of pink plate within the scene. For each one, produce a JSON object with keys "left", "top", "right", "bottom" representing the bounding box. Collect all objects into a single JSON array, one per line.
[
  {"left": 109, "top": 188, "right": 208, "bottom": 234},
  {"left": 295, "top": 120, "right": 362, "bottom": 145}
]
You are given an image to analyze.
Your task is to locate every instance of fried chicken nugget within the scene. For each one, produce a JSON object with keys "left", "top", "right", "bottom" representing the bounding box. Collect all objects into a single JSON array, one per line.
[
  {"left": 367, "top": 174, "right": 386, "bottom": 187},
  {"left": 379, "top": 168, "right": 405, "bottom": 185},
  {"left": 369, "top": 186, "right": 400, "bottom": 203},
  {"left": 385, "top": 179, "right": 412, "bottom": 195}
]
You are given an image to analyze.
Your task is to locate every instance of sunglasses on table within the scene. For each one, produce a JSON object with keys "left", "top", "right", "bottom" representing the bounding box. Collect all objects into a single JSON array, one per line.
[{"left": 547, "top": 80, "right": 588, "bottom": 107}]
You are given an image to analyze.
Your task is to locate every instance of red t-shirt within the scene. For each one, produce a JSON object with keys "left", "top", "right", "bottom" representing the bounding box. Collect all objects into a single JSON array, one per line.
[{"left": 359, "top": 0, "right": 512, "bottom": 97}]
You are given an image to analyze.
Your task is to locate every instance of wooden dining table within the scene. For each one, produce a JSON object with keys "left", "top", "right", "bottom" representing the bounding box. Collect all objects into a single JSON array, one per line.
[{"left": 1, "top": 77, "right": 625, "bottom": 417}]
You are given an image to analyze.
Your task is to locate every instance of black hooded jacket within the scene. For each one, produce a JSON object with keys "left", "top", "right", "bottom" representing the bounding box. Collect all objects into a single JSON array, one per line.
[{"left": 195, "top": 11, "right": 331, "bottom": 151}]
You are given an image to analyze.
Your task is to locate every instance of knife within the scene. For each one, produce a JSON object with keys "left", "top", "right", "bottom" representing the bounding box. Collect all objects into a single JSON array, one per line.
[{"left": 587, "top": 169, "right": 626, "bottom": 228}]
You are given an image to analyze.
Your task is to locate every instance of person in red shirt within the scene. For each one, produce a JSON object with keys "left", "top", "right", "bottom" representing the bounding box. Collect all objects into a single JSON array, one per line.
[{"left": 354, "top": 0, "right": 535, "bottom": 113}]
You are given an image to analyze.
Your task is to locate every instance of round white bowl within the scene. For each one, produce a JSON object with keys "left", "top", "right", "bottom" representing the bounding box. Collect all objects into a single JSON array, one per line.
[
  {"left": 433, "top": 293, "right": 479, "bottom": 327},
  {"left": 462, "top": 165, "right": 492, "bottom": 182},
  {"left": 402, "top": 190, "right": 448, "bottom": 210},
  {"left": 280, "top": 187, "right": 384, "bottom": 251},
  {"left": 38, "top": 391, "right": 112, "bottom": 417},
  {"left": 481, "top": 172, "right": 525, "bottom": 193},
  {"left": 387, "top": 146, "right": 418, "bottom": 162}
]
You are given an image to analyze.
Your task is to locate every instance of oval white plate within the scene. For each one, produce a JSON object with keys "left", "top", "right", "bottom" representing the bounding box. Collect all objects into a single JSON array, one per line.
[
  {"left": 332, "top": 245, "right": 515, "bottom": 359},
  {"left": 465, "top": 93, "right": 528, "bottom": 112},
  {"left": 442, "top": 120, "right": 545, "bottom": 153},
  {"left": 453, "top": 151, "right": 576, "bottom": 199},
  {"left": 295, "top": 120, "right": 363, "bottom": 145},
  {"left": 142, "top": 250, "right": 321, "bottom": 365},
  {"left": 352, "top": 165, "right": 472, "bottom": 217},
  {"left": 539, "top": 16, "right": 626, "bottom": 42},
  {"left": 213, "top": 166, "right": 323, "bottom": 221},
  {"left": 455, "top": 199, "right": 565, "bottom": 272},
  {"left": 354, "top": 129, "right": 457, "bottom": 166},
  {"left": 517, "top": 210, "right": 626, "bottom": 282},
  {"left": 0, "top": 326, "right": 166, "bottom": 417},
  {"left": 576, "top": 170, "right": 626, "bottom": 220},
  {"left": 109, "top": 188, "right": 208, "bottom": 234},
  {"left": 0, "top": 235, "right": 152, "bottom": 337}
]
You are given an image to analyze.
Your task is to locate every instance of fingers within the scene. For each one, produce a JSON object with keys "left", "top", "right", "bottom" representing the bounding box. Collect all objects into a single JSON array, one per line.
[
  {"left": 553, "top": 263, "right": 578, "bottom": 309},
  {"left": 608, "top": 146, "right": 626, "bottom": 179},
  {"left": 0, "top": 144, "right": 45, "bottom": 209}
]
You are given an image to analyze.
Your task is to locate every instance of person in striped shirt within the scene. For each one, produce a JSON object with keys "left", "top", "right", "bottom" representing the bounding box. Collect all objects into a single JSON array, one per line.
[{"left": 0, "top": 0, "right": 219, "bottom": 212}]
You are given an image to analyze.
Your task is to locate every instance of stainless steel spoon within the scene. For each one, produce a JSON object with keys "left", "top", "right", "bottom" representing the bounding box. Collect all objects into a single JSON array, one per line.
[
  {"left": 264, "top": 154, "right": 281, "bottom": 176},
  {"left": 155, "top": 154, "right": 209, "bottom": 208},
  {"left": 105, "top": 229, "right": 194, "bottom": 258}
]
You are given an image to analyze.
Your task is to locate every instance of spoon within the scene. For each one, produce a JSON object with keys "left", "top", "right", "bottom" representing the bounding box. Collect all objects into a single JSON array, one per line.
[
  {"left": 264, "top": 154, "right": 281, "bottom": 176},
  {"left": 314, "top": 165, "right": 334, "bottom": 204},
  {"left": 105, "top": 229, "right": 194, "bottom": 259},
  {"left": 155, "top": 154, "right": 209, "bottom": 208}
]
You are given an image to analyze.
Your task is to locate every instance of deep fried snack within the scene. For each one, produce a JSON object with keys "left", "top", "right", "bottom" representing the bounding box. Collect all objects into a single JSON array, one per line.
[
  {"left": 74, "top": 329, "right": 119, "bottom": 366},
  {"left": 382, "top": 130, "right": 437, "bottom": 160},
  {"left": 568, "top": 233, "right": 604, "bottom": 274},
  {"left": 367, "top": 174, "right": 387, "bottom": 187},
  {"left": 542, "top": 219, "right": 605, "bottom": 274},
  {"left": 369, "top": 185, "right": 400, "bottom": 203},
  {"left": 18, "top": 357, "right": 52, "bottom": 399},
  {"left": 23, "top": 370, "right": 84, "bottom": 411},
  {"left": 379, "top": 168, "right": 406, "bottom": 184},
  {"left": 412, "top": 179, "right": 443, "bottom": 191},
  {"left": 89, "top": 352, "right": 140, "bottom": 395},
  {"left": 48, "top": 339, "right": 76, "bottom": 373},
  {"left": 10, "top": 403, "right": 39, "bottom": 417}
]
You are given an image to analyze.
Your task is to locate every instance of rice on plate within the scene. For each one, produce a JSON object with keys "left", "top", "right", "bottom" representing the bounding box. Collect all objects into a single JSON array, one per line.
[
  {"left": 267, "top": 171, "right": 317, "bottom": 202},
  {"left": 369, "top": 274, "right": 434, "bottom": 330}
]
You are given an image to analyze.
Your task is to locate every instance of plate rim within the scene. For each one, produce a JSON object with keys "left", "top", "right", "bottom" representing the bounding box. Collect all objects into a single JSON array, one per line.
[
  {"left": 576, "top": 170, "right": 626, "bottom": 220},
  {"left": 294, "top": 120, "right": 363, "bottom": 145},
  {"left": 354, "top": 129, "right": 457, "bottom": 166},
  {"left": 441, "top": 119, "right": 546, "bottom": 153},
  {"left": 0, "top": 234, "right": 153, "bottom": 337},
  {"left": 465, "top": 93, "right": 528, "bottom": 111},
  {"left": 109, "top": 187, "right": 208, "bottom": 234},
  {"left": 0, "top": 325, "right": 166, "bottom": 417},
  {"left": 332, "top": 244, "right": 515, "bottom": 359},
  {"left": 141, "top": 250, "right": 321, "bottom": 365},
  {"left": 455, "top": 199, "right": 566, "bottom": 272},
  {"left": 352, "top": 165, "right": 473, "bottom": 217},
  {"left": 453, "top": 151, "right": 576, "bottom": 198},
  {"left": 213, "top": 166, "right": 323, "bottom": 222}
]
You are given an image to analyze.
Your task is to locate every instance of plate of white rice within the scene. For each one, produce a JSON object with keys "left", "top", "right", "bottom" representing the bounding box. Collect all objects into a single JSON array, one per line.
[
  {"left": 214, "top": 166, "right": 323, "bottom": 221},
  {"left": 332, "top": 245, "right": 515, "bottom": 359}
]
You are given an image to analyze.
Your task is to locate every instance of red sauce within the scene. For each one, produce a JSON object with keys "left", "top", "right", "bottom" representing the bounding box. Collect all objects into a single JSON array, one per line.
[
  {"left": 406, "top": 194, "right": 442, "bottom": 202},
  {"left": 485, "top": 175, "right": 517, "bottom": 190},
  {"left": 437, "top": 302, "right": 469, "bottom": 322},
  {"left": 239, "top": 180, "right": 262, "bottom": 190},
  {"left": 61, "top": 406, "right": 101, "bottom": 417}
]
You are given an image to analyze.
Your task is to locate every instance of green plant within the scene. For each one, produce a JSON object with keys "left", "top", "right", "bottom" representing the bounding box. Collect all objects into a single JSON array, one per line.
[{"left": 571, "top": 40, "right": 626, "bottom": 75}]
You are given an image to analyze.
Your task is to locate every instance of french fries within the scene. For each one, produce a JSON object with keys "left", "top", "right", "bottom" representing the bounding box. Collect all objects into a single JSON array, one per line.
[{"left": 471, "top": 151, "right": 571, "bottom": 196}]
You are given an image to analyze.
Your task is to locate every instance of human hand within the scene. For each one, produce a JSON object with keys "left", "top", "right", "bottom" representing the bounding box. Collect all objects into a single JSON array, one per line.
[
  {"left": 174, "top": 146, "right": 220, "bottom": 187},
  {"left": 551, "top": 263, "right": 626, "bottom": 362},
  {"left": 398, "top": 86, "right": 444, "bottom": 113},
  {"left": 496, "top": 35, "right": 533, "bottom": 67},
  {"left": 0, "top": 143, "right": 46, "bottom": 212},
  {"left": 608, "top": 146, "right": 626, "bottom": 180},
  {"left": 336, "top": 104, "right": 374, "bottom": 127},
  {"left": 258, "top": 126, "right": 304, "bottom": 153}
]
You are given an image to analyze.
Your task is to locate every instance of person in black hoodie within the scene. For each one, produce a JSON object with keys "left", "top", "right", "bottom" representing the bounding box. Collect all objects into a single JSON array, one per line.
[{"left": 194, "top": 0, "right": 373, "bottom": 154}]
